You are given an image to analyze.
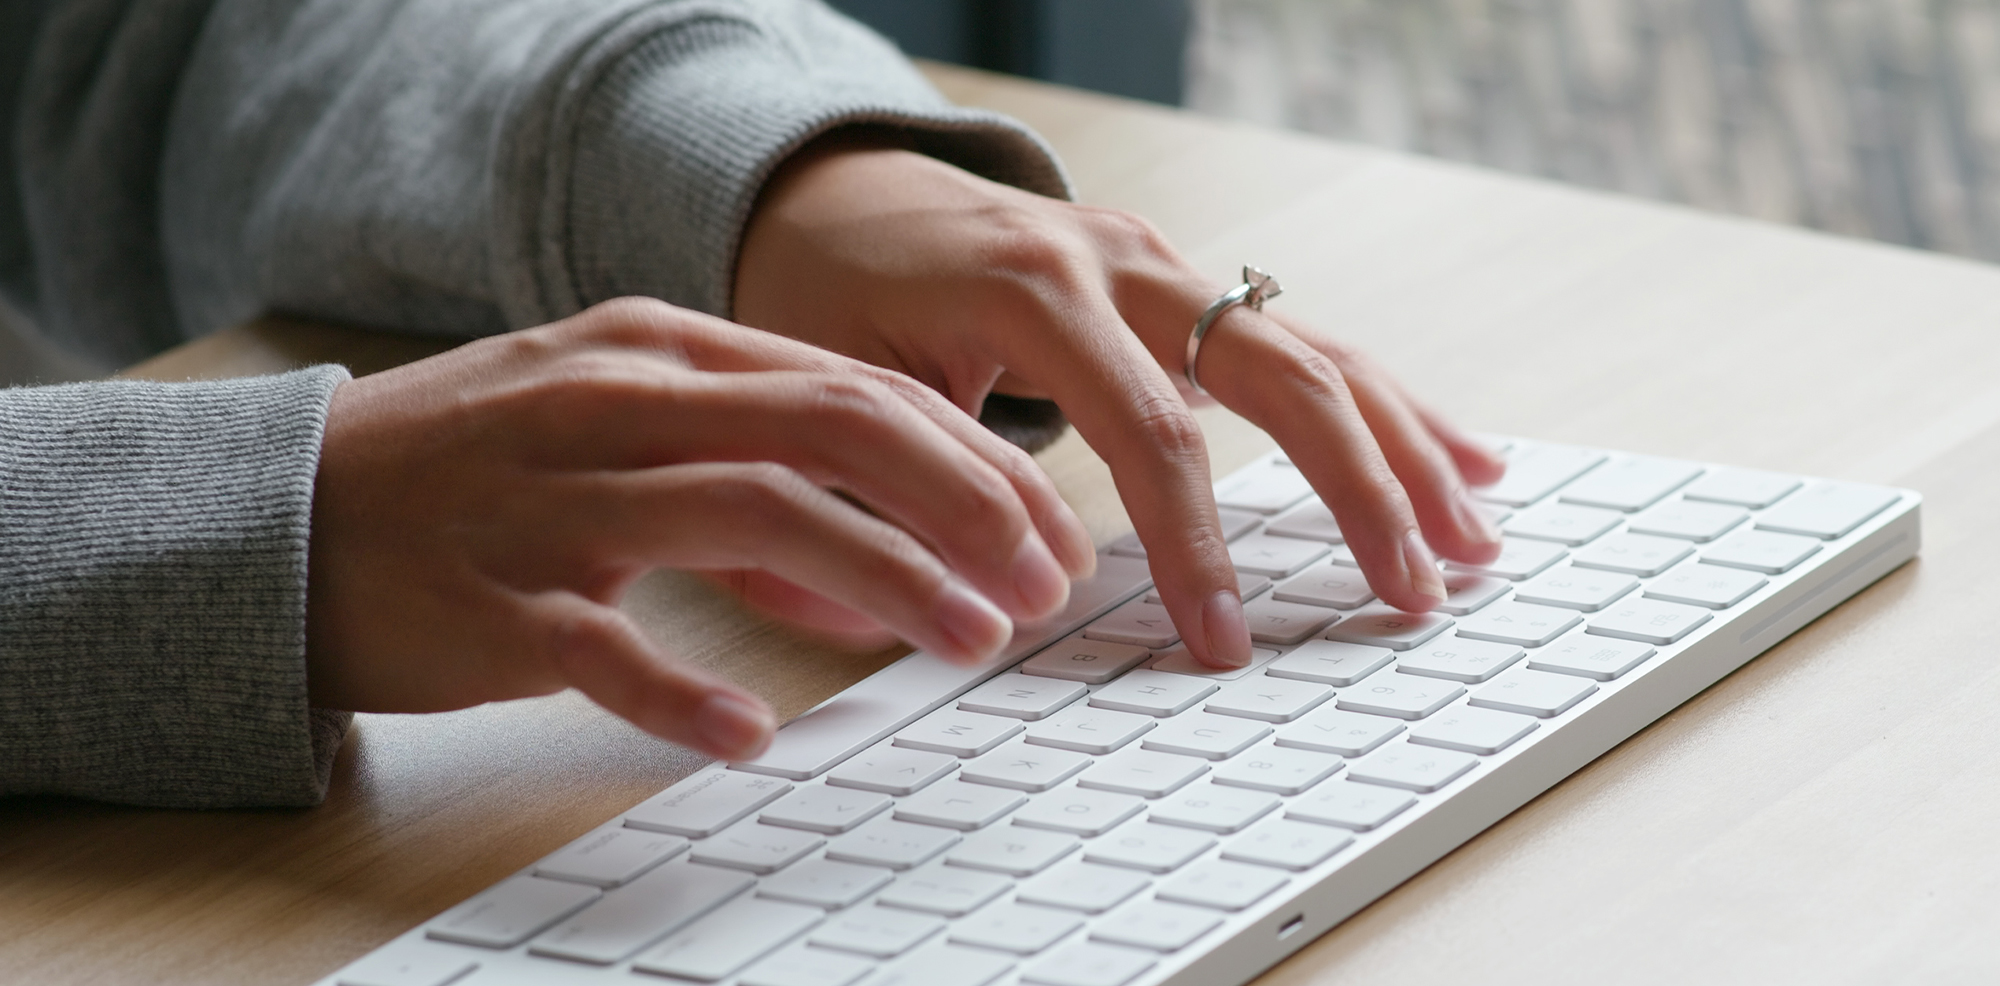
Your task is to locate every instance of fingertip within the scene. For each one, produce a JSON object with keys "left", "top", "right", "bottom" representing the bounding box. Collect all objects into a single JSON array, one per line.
[
  {"left": 934, "top": 580, "right": 1014, "bottom": 664},
  {"left": 1400, "top": 529, "right": 1448, "bottom": 610},
  {"left": 1010, "top": 534, "right": 1072, "bottom": 620},
  {"left": 1200, "top": 589, "right": 1252, "bottom": 668},
  {"left": 698, "top": 690, "right": 777, "bottom": 761}
]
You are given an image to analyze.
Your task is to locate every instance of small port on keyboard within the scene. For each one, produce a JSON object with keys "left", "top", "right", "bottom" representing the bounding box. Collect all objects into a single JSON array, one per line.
[{"left": 1278, "top": 914, "right": 1306, "bottom": 939}]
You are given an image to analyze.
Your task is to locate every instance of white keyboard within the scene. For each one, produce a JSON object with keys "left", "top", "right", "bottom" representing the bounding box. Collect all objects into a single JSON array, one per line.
[{"left": 319, "top": 440, "right": 1920, "bottom": 986}]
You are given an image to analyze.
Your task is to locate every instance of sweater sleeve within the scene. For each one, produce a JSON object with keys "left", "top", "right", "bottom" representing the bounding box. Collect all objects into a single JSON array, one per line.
[{"left": 0, "top": 366, "right": 351, "bottom": 808}]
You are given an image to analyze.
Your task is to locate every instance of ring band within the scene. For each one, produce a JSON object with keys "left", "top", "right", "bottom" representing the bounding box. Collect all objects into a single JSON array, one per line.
[{"left": 1185, "top": 266, "right": 1282, "bottom": 394}]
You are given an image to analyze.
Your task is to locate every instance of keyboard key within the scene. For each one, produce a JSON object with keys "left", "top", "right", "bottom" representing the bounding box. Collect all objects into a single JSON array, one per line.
[
  {"left": 1334, "top": 670, "right": 1465, "bottom": 720},
  {"left": 1265, "top": 499, "right": 1345, "bottom": 542},
  {"left": 737, "top": 945, "right": 876, "bottom": 986},
  {"left": 1321, "top": 607, "right": 1454, "bottom": 650},
  {"left": 959, "top": 742, "right": 1092, "bottom": 792},
  {"left": 1285, "top": 780, "right": 1417, "bottom": 830},
  {"left": 1756, "top": 481, "right": 1901, "bottom": 539},
  {"left": 1017, "top": 863, "right": 1152, "bottom": 914},
  {"left": 893, "top": 707, "right": 1025, "bottom": 757},
  {"left": 947, "top": 826, "right": 1080, "bottom": 876},
  {"left": 1077, "top": 748, "right": 1209, "bottom": 798},
  {"left": 1023, "top": 941, "right": 1158, "bottom": 986},
  {"left": 1011, "top": 786, "right": 1146, "bottom": 836},
  {"left": 1214, "top": 462, "right": 1315, "bottom": 513},
  {"left": 1091, "top": 900, "right": 1223, "bottom": 952},
  {"left": 532, "top": 826, "right": 688, "bottom": 888},
  {"left": 1559, "top": 456, "right": 1703, "bottom": 511},
  {"left": 1146, "top": 644, "right": 1281, "bottom": 680},
  {"left": 1025, "top": 705, "right": 1156, "bottom": 755},
  {"left": 1409, "top": 706, "right": 1539, "bottom": 755},
  {"left": 1347, "top": 743, "right": 1479, "bottom": 793},
  {"left": 867, "top": 944, "right": 1017, "bottom": 986},
  {"left": 1211, "top": 745, "right": 1343, "bottom": 795},
  {"left": 1452, "top": 600, "right": 1582, "bottom": 647},
  {"left": 874, "top": 863, "right": 1011, "bottom": 916},
  {"left": 1082, "top": 600, "right": 1180, "bottom": 648},
  {"left": 692, "top": 821, "right": 826, "bottom": 876},
  {"left": 1083, "top": 821, "right": 1216, "bottom": 873},
  {"left": 957, "top": 673, "right": 1088, "bottom": 721},
  {"left": 1471, "top": 668, "right": 1600, "bottom": 718},
  {"left": 1569, "top": 532, "right": 1693, "bottom": 576},
  {"left": 1148, "top": 781, "right": 1281, "bottom": 833},
  {"left": 1527, "top": 635, "right": 1656, "bottom": 680},
  {"left": 1019, "top": 637, "right": 1151, "bottom": 685},
  {"left": 1588, "top": 597, "right": 1713, "bottom": 645},
  {"left": 1436, "top": 572, "right": 1510, "bottom": 615},
  {"left": 531, "top": 862, "right": 755, "bottom": 964},
  {"left": 808, "top": 905, "right": 945, "bottom": 958},
  {"left": 1645, "top": 562, "right": 1768, "bottom": 609},
  {"left": 825, "top": 817, "right": 960, "bottom": 870},
  {"left": 1227, "top": 534, "right": 1331, "bottom": 577},
  {"left": 1203, "top": 675, "right": 1334, "bottom": 722},
  {"left": 759, "top": 786, "right": 893, "bottom": 834},
  {"left": 1502, "top": 503, "right": 1623, "bottom": 546},
  {"left": 1157, "top": 859, "right": 1289, "bottom": 911},
  {"left": 826, "top": 745, "right": 958, "bottom": 796},
  {"left": 424, "top": 877, "right": 599, "bottom": 948},
  {"left": 894, "top": 781, "right": 1026, "bottom": 831},
  {"left": 1089, "top": 670, "right": 1219, "bottom": 716},
  {"left": 1628, "top": 499, "right": 1748, "bottom": 542},
  {"left": 1395, "top": 635, "right": 1526, "bottom": 683},
  {"left": 949, "top": 902, "right": 1083, "bottom": 954},
  {"left": 631, "top": 897, "right": 824, "bottom": 981},
  {"left": 1473, "top": 443, "right": 1606, "bottom": 506},
  {"left": 330, "top": 951, "right": 477, "bottom": 986},
  {"left": 1144, "top": 572, "right": 1270, "bottom": 605},
  {"left": 756, "top": 858, "right": 893, "bottom": 909},
  {"left": 1242, "top": 596, "right": 1340, "bottom": 644},
  {"left": 1444, "top": 537, "right": 1567, "bottom": 580},
  {"left": 1272, "top": 562, "right": 1375, "bottom": 610},
  {"left": 1513, "top": 566, "right": 1639, "bottom": 611},
  {"left": 1275, "top": 707, "right": 1405, "bottom": 756},
  {"left": 1110, "top": 509, "right": 1261, "bottom": 558},
  {"left": 1703, "top": 529, "right": 1823, "bottom": 574},
  {"left": 1682, "top": 467, "right": 1803, "bottom": 508},
  {"left": 1141, "top": 712, "right": 1272, "bottom": 760},
  {"left": 625, "top": 770, "right": 792, "bottom": 838},
  {"left": 1264, "top": 639, "right": 1395, "bottom": 686},
  {"left": 1221, "top": 817, "right": 1353, "bottom": 870}
]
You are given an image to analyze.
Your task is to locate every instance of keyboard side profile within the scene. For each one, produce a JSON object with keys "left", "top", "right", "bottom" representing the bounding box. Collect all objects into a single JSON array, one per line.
[{"left": 317, "top": 440, "right": 1919, "bottom": 986}]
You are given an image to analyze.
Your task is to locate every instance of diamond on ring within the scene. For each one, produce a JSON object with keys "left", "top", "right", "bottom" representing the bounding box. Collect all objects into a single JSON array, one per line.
[{"left": 1184, "top": 266, "right": 1282, "bottom": 395}]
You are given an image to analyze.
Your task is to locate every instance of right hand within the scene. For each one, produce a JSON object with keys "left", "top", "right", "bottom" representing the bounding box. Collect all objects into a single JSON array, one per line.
[{"left": 303, "top": 298, "right": 1094, "bottom": 761}]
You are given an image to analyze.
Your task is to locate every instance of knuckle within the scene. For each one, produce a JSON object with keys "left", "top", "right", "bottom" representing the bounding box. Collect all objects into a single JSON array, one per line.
[
  {"left": 1127, "top": 389, "right": 1207, "bottom": 464},
  {"left": 806, "top": 375, "right": 904, "bottom": 428}
]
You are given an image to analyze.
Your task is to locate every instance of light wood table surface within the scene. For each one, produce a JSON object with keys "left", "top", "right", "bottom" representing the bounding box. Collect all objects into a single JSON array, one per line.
[{"left": 4, "top": 63, "right": 1997, "bottom": 985}]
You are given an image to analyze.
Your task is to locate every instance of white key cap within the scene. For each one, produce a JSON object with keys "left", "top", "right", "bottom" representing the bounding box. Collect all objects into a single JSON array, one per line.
[
  {"left": 424, "top": 877, "right": 599, "bottom": 948},
  {"left": 1474, "top": 443, "right": 1606, "bottom": 506},
  {"left": 1703, "top": 529, "right": 1823, "bottom": 574},
  {"left": 1527, "top": 634, "right": 1656, "bottom": 680},
  {"left": 1394, "top": 635, "right": 1526, "bottom": 683},
  {"left": 1010, "top": 786, "right": 1147, "bottom": 836},
  {"left": 1089, "top": 670, "right": 1219, "bottom": 716},
  {"left": 1322, "top": 541, "right": 1361, "bottom": 567},
  {"left": 1211, "top": 745, "right": 1343, "bottom": 795},
  {"left": 824, "top": 817, "right": 960, "bottom": 870},
  {"left": 1203, "top": 675, "right": 1333, "bottom": 722},
  {"left": 1082, "top": 600, "right": 1180, "bottom": 649},
  {"left": 1273, "top": 562, "right": 1375, "bottom": 610},
  {"left": 956, "top": 673, "right": 1088, "bottom": 721},
  {"left": 1321, "top": 607, "right": 1454, "bottom": 650},
  {"left": 1077, "top": 748, "right": 1209, "bottom": 798},
  {"left": 1502, "top": 503, "right": 1623, "bottom": 546},
  {"left": 1146, "top": 644, "right": 1281, "bottom": 680},
  {"left": 1471, "top": 668, "right": 1600, "bottom": 717},
  {"left": 1646, "top": 562, "right": 1768, "bottom": 609},
  {"left": 1023, "top": 942, "right": 1158, "bottom": 986},
  {"left": 692, "top": 821, "right": 826, "bottom": 876},
  {"left": 1513, "top": 565, "right": 1639, "bottom": 611},
  {"left": 1265, "top": 499, "right": 1344, "bottom": 542},
  {"left": 866, "top": 944, "right": 1017, "bottom": 986},
  {"left": 874, "top": 863, "right": 1011, "bottom": 916},
  {"left": 530, "top": 862, "right": 754, "bottom": 964},
  {"left": 1019, "top": 637, "right": 1152, "bottom": 685},
  {"left": 1409, "top": 706, "right": 1539, "bottom": 754},
  {"left": 1683, "top": 467, "right": 1803, "bottom": 508},
  {"left": 1025, "top": 705, "right": 1157, "bottom": 755},
  {"left": 1437, "top": 572, "right": 1510, "bottom": 615},
  {"left": 1756, "top": 481, "right": 1901, "bottom": 539},
  {"left": 1347, "top": 743, "right": 1479, "bottom": 793},
  {"left": 1147, "top": 781, "right": 1281, "bottom": 833},
  {"left": 893, "top": 707, "right": 1024, "bottom": 757},
  {"left": 894, "top": 780, "right": 1026, "bottom": 831},
  {"left": 760, "top": 786, "right": 894, "bottom": 835},
  {"left": 1444, "top": 537, "right": 1567, "bottom": 580},
  {"left": 756, "top": 858, "right": 893, "bottom": 909},
  {"left": 331, "top": 950, "right": 477, "bottom": 986},
  {"left": 1157, "top": 859, "right": 1289, "bottom": 911},
  {"left": 946, "top": 826, "right": 1080, "bottom": 876},
  {"left": 1628, "top": 499, "right": 1748, "bottom": 542},
  {"left": 625, "top": 770, "right": 793, "bottom": 838},
  {"left": 1227, "top": 534, "right": 1331, "bottom": 577},
  {"left": 807, "top": 905, "right": 944, "bottom": 958},
  {"left": 737, "top": 945, "right": 876, "bottom": 986},
  {"left": 1560, "top": 456, "right": 1703, "bottom": 511},
  {"left": 631, "top": 896, "right": 822, "bottom": 981},
  {"left": 1140, "top": 712, "right": 1272, "bottom": 760},
  {"left": 1091, "top": 900, "right": 1223, "bottom": 952},
  {"left": 1570, "top": 532, "right": 1694, "bottom": 576},
  {"left": 533, "top": 827, "right": 688, "bottom": 887},
  {"left": 1264, "top": 639, "right": 1394, "bottom": 686},
  {"left": 959, "top": 742, "right": 1092, "bottom": 792},
  {"left": 1144, "top": 572, "right": 1270, "bottom": 605},
  {"left": 1588, "top": 597, "right": 1713, "bottom": 645},
  {"left": 1286, "top": 780, "right": 1417, "bottom": 830},
  {"left": 1221, "top": 817, "right": 1354, "bottom": 870},
  {"left": 1453, "top": 600, "right": 1582, "bottom": 647},
  {"left": 949, "top": 902, "right": 1084, "bottom": 954},
  {"left": 826, "top": 745, "right": 958, "bottom": 796},
  {"left": 1334, "top": 670, "right": 1465, "bottom": 720},
  {"left": 1275, "top": 708, "right": 1404, "bottom": 756},
  {"left": 1241, "top": 597, "right": 1340, "bottom": 644},
  {"left": 1108, "top": 510, "right": 1261, "bottom": 558},
  {"left": 1214, "top": 462, "right": 1314, "bottom": 513},
  {"left": 1083, "top": 821, "right": 1216, "bottom": 873},
  {"left": 1017, "top": 863, "right": 1152, "bottom": 913}
]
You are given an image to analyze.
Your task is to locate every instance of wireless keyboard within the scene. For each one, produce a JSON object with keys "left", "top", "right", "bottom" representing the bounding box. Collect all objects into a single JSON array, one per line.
[{"left": 318, "top": 439, "right": 1920, "bottom": 986}]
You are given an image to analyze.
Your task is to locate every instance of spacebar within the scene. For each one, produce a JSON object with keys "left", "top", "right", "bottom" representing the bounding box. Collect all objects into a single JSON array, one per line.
[{"left": 731, "top": 553, "right": 1153, "bottom": 780}]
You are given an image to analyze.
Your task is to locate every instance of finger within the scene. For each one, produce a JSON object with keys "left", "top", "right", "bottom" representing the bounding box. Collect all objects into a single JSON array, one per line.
[{"left": 705, "top": 571, "right": 901, "bottom": 652}]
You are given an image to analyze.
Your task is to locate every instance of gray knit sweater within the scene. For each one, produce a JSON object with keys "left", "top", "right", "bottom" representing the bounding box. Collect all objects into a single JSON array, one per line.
[{"left": 0, "top": 0, "right": 1067, "bottom": 807}]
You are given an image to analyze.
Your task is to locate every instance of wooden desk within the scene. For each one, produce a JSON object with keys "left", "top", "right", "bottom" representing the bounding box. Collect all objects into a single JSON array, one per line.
[{"left": 4, "top": 64, "right": 1996, "bottom": 984}]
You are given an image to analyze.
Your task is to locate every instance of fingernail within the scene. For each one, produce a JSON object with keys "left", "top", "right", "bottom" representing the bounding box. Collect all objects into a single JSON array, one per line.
[
  {"left": 1455, "top": 488, "right": 1501, "bottom": 545},
  {"left": 1057, "top": 513, "right": 1098, "bottom": 579},
  {"left": 696, "top": 690, "right": 775, "bottom": 760},
  {"left": 1012, "top": 534, "right": 1071, "bottom": 618},
  {"left": 936, "top": 580, "right": 1013, "bottom": 662},
  {"left": 1202, "top": 589, "right": 1253, "bottom": 668},
  {"left": 1403, "top": 529, "right": 1447, "bottom": 605}
]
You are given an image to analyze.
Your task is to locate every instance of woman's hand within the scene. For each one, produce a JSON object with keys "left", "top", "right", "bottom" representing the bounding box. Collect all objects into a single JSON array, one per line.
[
  {"left": 305, "top": 298, "right": 1093, "bottom": 761},
  {"left": 735, "top": 140, "right": 1506, "bottom": 669}
]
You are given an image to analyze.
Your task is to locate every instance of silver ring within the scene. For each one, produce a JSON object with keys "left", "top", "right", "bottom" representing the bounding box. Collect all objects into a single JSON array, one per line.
[{"left": 1184, "top": 266, "right": 1282, "bottom": 394}]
